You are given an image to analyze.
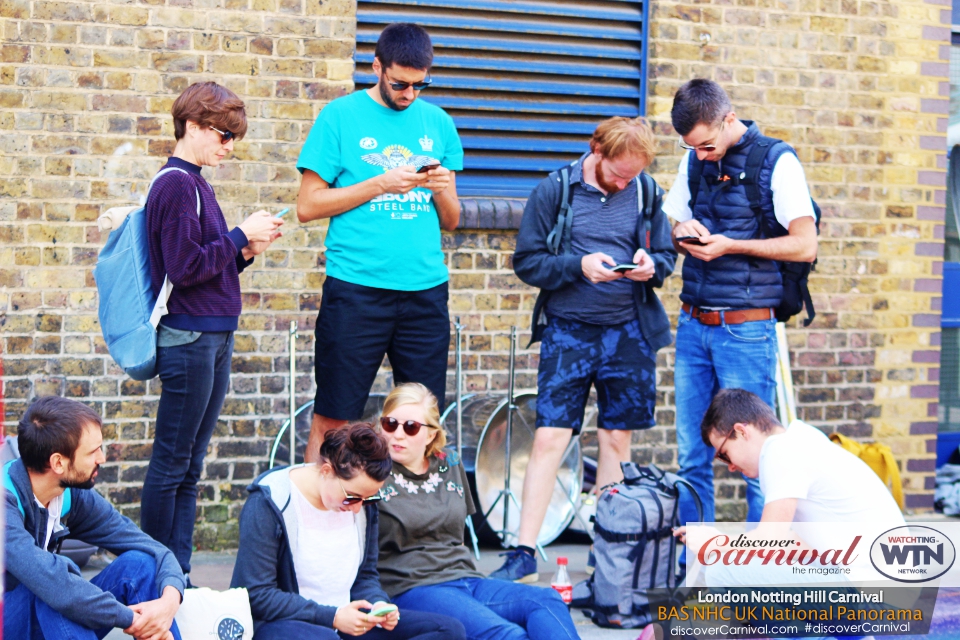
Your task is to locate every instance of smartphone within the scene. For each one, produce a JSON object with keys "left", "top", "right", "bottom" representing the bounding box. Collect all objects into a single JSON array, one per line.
[
  {"left": 676, "top": 235, "right": 705, "bottom": 246},
  {"left": 417, "top": 163, "right": 440, "bottom": 174},
  {"left": 370, "top": 603, "right": 398, "bottom": 617},
  {"left": 274, "top": 208, "right": 290, "bottom": 218},
  {"left": 611, "top": 264, "right": 638, "bottom": 273}
]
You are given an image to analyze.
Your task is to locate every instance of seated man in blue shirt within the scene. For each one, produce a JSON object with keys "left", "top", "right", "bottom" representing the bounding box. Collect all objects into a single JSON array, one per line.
[{"left": 4, "top": 396, "right": 185, "bottom": 640}]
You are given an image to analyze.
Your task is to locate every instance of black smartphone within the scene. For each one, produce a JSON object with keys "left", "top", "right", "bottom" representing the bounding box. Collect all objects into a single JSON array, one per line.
[
  {"left": 677, "top": 235, "right": 705, "bottom": 246},
  {"left": 611, "top": 264, "right": 638, "bottom": 273},
  {"left": 417, "top": 163, "right": 440, "bottom": 174}
]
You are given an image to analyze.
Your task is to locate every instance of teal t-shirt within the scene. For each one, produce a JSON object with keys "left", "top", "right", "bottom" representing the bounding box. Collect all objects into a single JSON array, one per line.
[{"left": 297, "top": 91, "right": 464, "bottom": 291}]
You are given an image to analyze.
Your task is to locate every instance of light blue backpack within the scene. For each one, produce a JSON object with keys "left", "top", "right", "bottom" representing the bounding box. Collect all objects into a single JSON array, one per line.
[{"left": 94, "top": 168, "right": 199, "bottom": 380}]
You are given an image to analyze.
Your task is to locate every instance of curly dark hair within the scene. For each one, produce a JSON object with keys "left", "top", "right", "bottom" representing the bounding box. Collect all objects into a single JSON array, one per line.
[{"left": 319, "top": 422, "right": 392, "bottom": 482}]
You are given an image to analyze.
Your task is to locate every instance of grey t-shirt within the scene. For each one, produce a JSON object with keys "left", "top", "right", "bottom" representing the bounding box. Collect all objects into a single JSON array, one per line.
[
  {"left": 376, "top": 457, "right": 484, "bottom": 597},
  {"left": 546, "top": 160, "right": 641, "bottom": 325}
]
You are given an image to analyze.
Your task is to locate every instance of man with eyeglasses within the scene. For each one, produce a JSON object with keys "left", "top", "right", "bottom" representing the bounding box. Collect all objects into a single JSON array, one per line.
[
  {"left": 295, "top": 23, "right": 463, "bottom": 461},
  {"left": 491, "top": 117, "right": 677, "bottom": 583},
  {"left": 663, "top": 79, "right": 818, "bottom": 532}
]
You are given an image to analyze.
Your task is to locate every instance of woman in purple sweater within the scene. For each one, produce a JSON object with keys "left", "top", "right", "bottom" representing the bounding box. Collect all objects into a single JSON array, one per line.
[{"left": 142, "top": 81, "right": 284, "bottom": 579}]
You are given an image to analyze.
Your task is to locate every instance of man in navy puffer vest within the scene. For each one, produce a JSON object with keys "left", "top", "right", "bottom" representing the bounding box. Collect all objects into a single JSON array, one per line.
[{"left": 663, "top": 79, "right": 818, "bottom": 529}]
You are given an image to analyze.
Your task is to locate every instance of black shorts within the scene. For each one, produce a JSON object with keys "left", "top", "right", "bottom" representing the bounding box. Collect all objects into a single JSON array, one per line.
[{"left": 314, "top": 276, "right": 450, "bottom": 420}]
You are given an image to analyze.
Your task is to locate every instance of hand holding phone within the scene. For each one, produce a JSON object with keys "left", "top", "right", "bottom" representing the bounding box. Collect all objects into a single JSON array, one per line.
[
  {"left": 417, "top": 163, "right": 441, "bottom": 174},
  {"left": 369, "top": 603, "right": 398, "bottom": 617},
  {"left": 676, "top": 235, "right": 705, "bottom": 246}
]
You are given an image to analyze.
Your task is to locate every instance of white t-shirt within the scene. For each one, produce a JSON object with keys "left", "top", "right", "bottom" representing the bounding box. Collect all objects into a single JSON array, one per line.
[
  {"left": 759, "top": 420, "right": 904, "bottom": 527},
  {"left": 289, "top": 481, "right": 361, "bottom": 608},
  {"left": 34, "top": 493, "right": 63, "bottom": 550},
  {"left": 663, "top": 150, "right": 815, "bottom": 230}
]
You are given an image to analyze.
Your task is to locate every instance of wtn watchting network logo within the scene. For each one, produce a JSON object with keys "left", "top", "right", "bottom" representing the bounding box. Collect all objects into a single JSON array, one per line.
[{"left": 869, "top": 525, "right": 957, "bottom": 582}]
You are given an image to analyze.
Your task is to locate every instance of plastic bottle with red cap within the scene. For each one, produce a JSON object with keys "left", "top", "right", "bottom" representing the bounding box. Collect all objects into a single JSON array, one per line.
[{"left": 550, "top": 556, "right": 572, "bottom": 605}]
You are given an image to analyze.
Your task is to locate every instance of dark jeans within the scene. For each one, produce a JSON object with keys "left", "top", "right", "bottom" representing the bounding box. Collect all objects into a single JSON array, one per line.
[
  {"left": 4, "top": 551, "right": 182, "bottom": 640},
  {"left": 141, "top": 331, "right": 234, "bottom": 574},
  {"left": 254, "top": 609, "right": 466, "bottom": 640},
  {"left": 392, "top": 578, "right": 579, "bottom": 640}
]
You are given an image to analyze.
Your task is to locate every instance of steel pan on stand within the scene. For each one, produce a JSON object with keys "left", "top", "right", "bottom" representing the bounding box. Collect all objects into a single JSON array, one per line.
[{"left": 441, "top": 392, "right": 584, "bottom": 548}]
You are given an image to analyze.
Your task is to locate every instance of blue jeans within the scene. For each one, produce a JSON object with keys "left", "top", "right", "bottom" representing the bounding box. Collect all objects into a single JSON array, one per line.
[
  {"left": 4, "top": 551, "right": 182, "bottom": 640},
  {"left": 254, "top": 609, "right": 465, "bottom": 640},
  {"left": 141, "top": 331, "right": 234, "bottom": 573},
  {"left": 674, "top": 309, "right": 775, "bottom": 526},
  {"left": 392, "top": 577, "right": 579, "bottom": 640}
]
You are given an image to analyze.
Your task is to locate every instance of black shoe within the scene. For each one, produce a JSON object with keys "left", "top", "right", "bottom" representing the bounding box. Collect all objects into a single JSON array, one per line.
[{"left": 489, "top": 549, "right": 538, "bottom": 583}]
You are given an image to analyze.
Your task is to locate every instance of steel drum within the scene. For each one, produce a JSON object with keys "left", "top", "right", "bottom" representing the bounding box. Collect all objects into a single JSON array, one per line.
[
  {"left": 270, "top": 395, "right": 386, "bottom": 468},
  {"left": 441, "top": 393, "right": 588, "bottom": 548}
]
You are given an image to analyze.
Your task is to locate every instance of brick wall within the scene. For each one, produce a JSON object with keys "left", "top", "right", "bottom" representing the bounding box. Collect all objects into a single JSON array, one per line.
[{"left": 0, "top": 0, "right": 949, "bottom": 548}]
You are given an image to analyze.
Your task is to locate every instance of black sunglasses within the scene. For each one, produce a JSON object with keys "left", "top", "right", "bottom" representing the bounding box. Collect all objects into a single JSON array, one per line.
[
  {"left": 385, "top": 74, "right": 432, "bottom": 92},
  {"left": 380, "top": 416, "right": 434, "bottom": 436},
  {"left": 210, "top": 126, "right": 236, "bottom": 145},
  {"left": 337, "top": 477, "right": 381, "bottom": 506}
]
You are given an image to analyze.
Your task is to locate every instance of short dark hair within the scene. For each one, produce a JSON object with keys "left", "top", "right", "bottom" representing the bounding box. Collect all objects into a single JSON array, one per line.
[
  {"left": 700, "top": 388, "right": 780, "bottom": 447},
  {"left": 319, "top": 422, "right": 393, "bottom": 482},
  {"left": 171, "top": 81, "right": 248, "bottom": 141},
  {"left": 671, "top": 79, "right": 733, "bottom": 136},
  {"left": 374, "top": 23, "right": 433, "bottom": 71},
  {"left": 17, "top": 396, "right": 102, "bottom": 473}
]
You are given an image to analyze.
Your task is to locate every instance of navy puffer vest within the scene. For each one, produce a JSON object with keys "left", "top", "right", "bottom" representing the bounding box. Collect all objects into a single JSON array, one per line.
[{"left": 680, "top": 122, "right": 790, "bottom": 309}]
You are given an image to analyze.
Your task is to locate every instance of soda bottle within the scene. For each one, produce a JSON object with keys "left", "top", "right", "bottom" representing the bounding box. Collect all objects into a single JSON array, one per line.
[{"left": 550, "top": 556, "right": 572, "bottom": 605}]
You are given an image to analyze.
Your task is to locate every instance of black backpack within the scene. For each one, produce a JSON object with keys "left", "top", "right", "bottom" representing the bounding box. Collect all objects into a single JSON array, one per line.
[
  {"left": 688, "top": 135, "right": 820, "bottom": 327},
  {"left": 546, "top": 161, "right": 659, "bottom": 258}
]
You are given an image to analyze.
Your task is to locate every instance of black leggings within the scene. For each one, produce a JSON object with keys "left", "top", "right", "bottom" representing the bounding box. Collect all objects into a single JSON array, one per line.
[{"left": 254, "top": 610, "right": 466, "bottom": 640}]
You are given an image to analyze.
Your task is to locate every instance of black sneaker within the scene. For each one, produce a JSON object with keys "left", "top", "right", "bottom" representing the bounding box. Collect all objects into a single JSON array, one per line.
[{"left": 488, "top": 549, "right": 538, "bottom": 584}]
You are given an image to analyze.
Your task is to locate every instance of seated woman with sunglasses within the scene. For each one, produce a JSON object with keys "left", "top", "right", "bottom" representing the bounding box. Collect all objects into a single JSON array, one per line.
[
  {"left": 376, "top": 384, "right": 580, "bottom": 640},
  {"left": 230, "top": 422, "right": 466, "bottom": 640}
]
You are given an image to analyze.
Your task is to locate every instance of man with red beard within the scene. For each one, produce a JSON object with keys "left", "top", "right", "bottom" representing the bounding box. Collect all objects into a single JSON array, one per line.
[
  {"left": 494, "top": 117, "right": 677, "bottom": 582},
  {"left": 4, "top": 396, "right": 185, "bottom": 640}
]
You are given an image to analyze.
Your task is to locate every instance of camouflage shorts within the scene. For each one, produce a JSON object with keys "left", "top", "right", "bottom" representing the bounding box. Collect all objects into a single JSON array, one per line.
[{"left": 536, "top": 316, "right": 657, "bottom": 434}]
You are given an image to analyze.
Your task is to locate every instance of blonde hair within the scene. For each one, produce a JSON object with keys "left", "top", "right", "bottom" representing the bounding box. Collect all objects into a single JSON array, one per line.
[
  {"left": 589, "top": 116, "right": 656, "bottom": 165},
  {"left": 380, "top": 383, "right": 448, "bottom": 459}
]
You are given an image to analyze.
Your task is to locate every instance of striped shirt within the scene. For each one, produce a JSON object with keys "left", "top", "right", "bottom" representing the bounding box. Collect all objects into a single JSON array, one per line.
[{"left": 145, "top": 157, "right": 251, "bottom": 332}]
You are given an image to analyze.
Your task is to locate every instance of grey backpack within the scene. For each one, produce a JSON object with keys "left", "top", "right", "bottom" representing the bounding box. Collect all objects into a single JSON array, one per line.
[{"left": 573, "top": 462, "right": 702, "bottom": 628}]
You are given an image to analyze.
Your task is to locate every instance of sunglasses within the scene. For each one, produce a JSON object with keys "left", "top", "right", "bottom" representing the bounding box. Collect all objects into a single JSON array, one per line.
[
  {"left": 678, "top": 117, "right": 727, "bottom": 152},
  {"left": 337, "top": 477, "right": 381, "bottom": 506},
  {"left": 385, "top": 74, "right": 432, "bottom": 92},
  {"left": 210, "top": 126, "right": 236, "bottom": 145},
  {"left": 714, "top": 427, "right": 735, "bottom": 465},
  {"left": 379, "top": 416, "right": 435, "bottom": 437}
]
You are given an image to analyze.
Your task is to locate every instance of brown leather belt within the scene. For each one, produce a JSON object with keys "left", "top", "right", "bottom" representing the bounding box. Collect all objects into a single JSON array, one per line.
[{"left": 682, "top": 303, "right": 774, "bottom": 326}]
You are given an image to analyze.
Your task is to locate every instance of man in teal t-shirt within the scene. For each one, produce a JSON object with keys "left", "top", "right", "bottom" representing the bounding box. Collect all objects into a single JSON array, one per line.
[{"left": 296, "top": 23, "right": 463, "bottom": 461}]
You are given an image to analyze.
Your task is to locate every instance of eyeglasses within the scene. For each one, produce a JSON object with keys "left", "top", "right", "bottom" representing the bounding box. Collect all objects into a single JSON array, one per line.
[
  {"left": 337, "top": 477, "right": 381, "bottom": 506},
  {"left": 678, "top": 117, "right": 727, "bottom": 152},
  {"left": 385, "top": 73, "right": 432, "bottom": 92},
  {"left": 209, "top": 126, "right": 236, "bottom": 145},
  {"left": 714, "top": 428, "right": 735, "bottom": 465},
  {"left": 380, "top": 416, "right": 434, "bottom": 437}
]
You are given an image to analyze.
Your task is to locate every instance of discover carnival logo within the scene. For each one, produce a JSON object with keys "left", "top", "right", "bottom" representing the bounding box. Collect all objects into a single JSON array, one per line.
[{"left": 869, "top": 525, "right": 956, "bottom": 583}]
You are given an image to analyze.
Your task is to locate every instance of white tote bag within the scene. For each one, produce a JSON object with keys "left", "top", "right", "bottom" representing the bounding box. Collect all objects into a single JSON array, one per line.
[{"left": 174, "top": 587, "right": 254, "bottom": 640}]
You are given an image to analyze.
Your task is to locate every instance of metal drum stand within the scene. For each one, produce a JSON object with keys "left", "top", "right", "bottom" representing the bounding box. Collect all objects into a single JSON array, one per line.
[
  {"left": 454, "top": 317, "right": 481, "bottom": 560},
  {"left": 481, "top": 326, "right": 547, "bottom": 560}
]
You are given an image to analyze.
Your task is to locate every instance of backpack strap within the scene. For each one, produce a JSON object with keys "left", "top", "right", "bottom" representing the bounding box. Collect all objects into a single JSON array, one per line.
[
  {"left": 877, "top": 446, "right": 904, "bottom": 511},
  {"left": 637, "top": 172, "right": 656, "bottom": 250},
  {"left": 147, "top": 167, "right": 201, "bottom": 329},
  {"left": 545, "top": 164, "right": 576, "bottom": 256},
  {"left": 663, "top": 471, "right": 704, "bottom": 523},
  {"left": 741, "top": 136, "right": 790, "bottom": 239}
]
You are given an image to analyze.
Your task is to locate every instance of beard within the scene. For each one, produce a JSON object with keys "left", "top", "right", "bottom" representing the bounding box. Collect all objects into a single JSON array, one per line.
[
  {"left": 378, "top": 77, "right": 410, "bottom": 112},
  {"left": 595, "top": 159, "right": 623, "bottom": 195},
  {"left": 60, "top": 464, "right": 99, "bottom": 490}
]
